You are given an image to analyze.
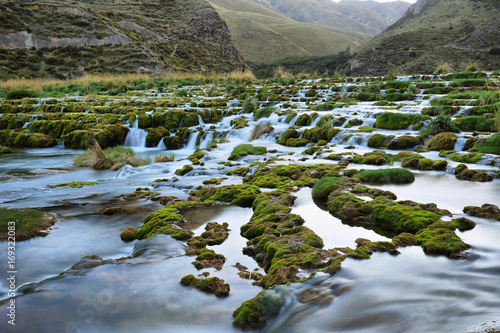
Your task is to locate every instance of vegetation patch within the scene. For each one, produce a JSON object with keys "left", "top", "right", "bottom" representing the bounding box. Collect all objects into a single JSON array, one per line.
[
  {"left": 464, "top": 204, "right": 500, "bottom": 221},
  {"left": 354, "top": 168, "right": 415, "bottom": 184},
  {"left": 228, "top": 144, "right": 267, "bottom": 160},
  {"left": 0, "top": 208, "right": 55, "bottom": 241},
  {"left": 180, "top": 274, "right": 230, "bottom": 297},
  {"left": 74, "top": 143, "right": 149, "bottom": 170}
]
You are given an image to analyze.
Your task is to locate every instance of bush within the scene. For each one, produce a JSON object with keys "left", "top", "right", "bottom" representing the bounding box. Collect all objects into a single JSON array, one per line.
[
  {"left": 420, "top": 113, "right": 460, "bottom": 136},
  {"left": 354, "top": 168, "right": 415, "bottom": 184}
]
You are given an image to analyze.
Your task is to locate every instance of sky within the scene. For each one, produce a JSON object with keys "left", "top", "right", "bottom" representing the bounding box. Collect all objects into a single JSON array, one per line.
[{"left": 331, "top": 0, "right": 417, "bottom": 3}]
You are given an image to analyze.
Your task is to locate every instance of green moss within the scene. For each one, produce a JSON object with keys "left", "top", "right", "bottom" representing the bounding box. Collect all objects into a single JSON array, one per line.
[
  {"left": 312, "top": 177, "right": 346, "bottom": 200},
  {"left": 463, "top": 204, "right": 500, "bottom": 221},
  {"left": 48, "top": 181, "right": 97, "bottom": 188},
  {"left": 354, "top": 168, "right": 415, "bottom": 184},
  {"left": 174, "top": 164, "right": 193, "bottom": 176},
  {"left": 374, "top": 113, "right": 427, "bottom": 130},
  {"left": 452, "top": 116, "right": 496, "bottom": 132},
  {"left": 254, "top": 107, "right": 275, "bottom": 120},
  {"left": 448, "top": 152, "right": 484, "bottom": 164},
  {"left": 180, "top": 274, "right": 230, "bottom": 297},
  {"left": 228, "top": 144, "right": 267, "bottom": 160},
  {"left": 415, "top": 227, "right": 470, "bottom": 258},
  {"left": 425, "top": 132, "right": 458, "bottom": 151},
  {"left": 470, "top": 133, "right": 500, "bottom": 155},
  {"left": 195, "top": 184, "right": 261, "bottom": 207},
  {"left": 232, "top": 290, "right": 285, "bottom": 330}
]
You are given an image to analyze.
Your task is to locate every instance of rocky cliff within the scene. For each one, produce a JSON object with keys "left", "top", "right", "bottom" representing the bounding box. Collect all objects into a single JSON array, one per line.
[
  {"left": 350, "top": 0, "right": 500, "bottom": 75},
  {"left": 0, "top": 0, "right": 246, "bottom": 78}
]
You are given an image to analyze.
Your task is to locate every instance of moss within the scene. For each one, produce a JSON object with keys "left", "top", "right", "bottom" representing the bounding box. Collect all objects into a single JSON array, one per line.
[
  {"left": 174, "top": 164, "right": 193, "bottom": 176},
  {"left": 374, "top": 113, "right": 427, "bottom": 130},
  {"left": 277, "top": 127, "right": 299, "bottom": 145},
  {"left": 0, "top": 130, "right": 57, "bottom": 148},
  {"left": 455, "top": 165, "right": 493, "bottom": 182},
  {"left": 232, "top": 289, "right": 285, "bottom": 330},
  {"left": 201, "top": 222, "right": 230, "bottom": 245},
  {"left": 120, "top": 227, "right": 137, "bottom": 242},
  {"left": 253, "top": 107, "right": 275, "bottom": 120},
  {"left": 448, "top": 152, "right": 484, "bottom": 164},
  {"left": 303, "top": 126, "right": 341, "bottom": 143},
  {"left": 145, "top": 127, "right": 169, "bottom": 147},
  {"left": 352, "top": 151, "right": 396, "bottom": 165},
  {"left": 385, "top": 135, "right": 422, "bottom": 150},
  {"left": 464, "top": 204, "right": 500, "bottom": 221},
  {"left": 470, "top": 133, "right": 500, "bottom": 155},
  {"left": 48, "top": 181, "right": 97, "bottom": 188},
  {"left": 415, "top": 227, "right": 470, "bottom": 258},
  {"left": 452, "top": 116, "right": 496, "bottom": 132},
  {"left": 392, "top": 233, "right": 419, "bottom": 247},
  {"left": 285, "top": 138, "right": 309, "bottom": 147},
  {"left": 194, "top": 184, "right": 262, "bottom": 207},
  {"left": 180, "top": 274, "right": 230, "bottom": 297},
  {"left": 231, "top": 116, "right": 248, "bottom": 129},
  {"left": 312, "top": 177, "right": 347, "bottom": 200},
  {"left": 228, "top": 144, "right": 267, "bottom": 160},
  {"left": 425, "top": 132, "right": 458, "bottom": 151},
  {"left": 354, "top": 168, "right": 415, "bottom": 184}
]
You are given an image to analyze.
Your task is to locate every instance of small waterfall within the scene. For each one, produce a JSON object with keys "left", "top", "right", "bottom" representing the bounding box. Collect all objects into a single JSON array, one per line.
[
  {"left": 454, "top": 137, "right": 467, "bottom": 151},
  {"left": 309, "top": 115, "right": 322, "bottom": 127},
  {"left": 198, "top": 132, "right": 213, "bottom": 149},
  {"left": 124, "top": 117, "right": 147, "bottom": 148},
  {"left": 445, "top": 165, "right": 456, "bottom": 174},
  {"left": 289, "top": 114, "right": 299, "bottom": 125},
  {"left": 185, "top": 132, "right": 198, "bottom": 150},
  {"left": 157, "top": 138, "right": 166, "bottom": 149}
]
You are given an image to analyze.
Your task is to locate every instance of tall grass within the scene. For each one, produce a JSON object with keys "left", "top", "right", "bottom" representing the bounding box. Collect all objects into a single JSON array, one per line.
[
  {"left": 250, "top": 122, "right": 273, "bottom": 141},
  {"left": 74, "top": 142, "right": 150, "bottom": 170},
  {"left": 434, "top": 63, "right": 454, "bottom": 74},
  {"left": 0, "top": 208, "right": 55, "bottom": 241}
]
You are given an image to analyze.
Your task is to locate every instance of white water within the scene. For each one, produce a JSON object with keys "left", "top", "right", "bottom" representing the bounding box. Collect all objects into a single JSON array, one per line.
[{"left": 124, "top": 117, "right": 147, "bottom": 148}]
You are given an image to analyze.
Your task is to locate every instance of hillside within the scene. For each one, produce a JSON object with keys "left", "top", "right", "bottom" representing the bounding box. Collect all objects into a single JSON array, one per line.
[
  {"left": 248, "top": 0, "right": 392, "bottom": 35},
  {"left": 339, "top": 0, "right": 411, "bottom": 22},
  {"left": 0, "top": 0, "right": 245, "bottom": 79},
  {"left": 350, "top": 0, "right": 500, "bottom": 75},
  {"left": 209, "top": 0, "right": 372, "bottom": 64}
]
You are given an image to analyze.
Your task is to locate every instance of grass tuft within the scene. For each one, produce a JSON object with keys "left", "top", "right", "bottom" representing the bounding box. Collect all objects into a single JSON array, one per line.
[{"left": 74, "top": 141, "right": 150, "bottom": 170}]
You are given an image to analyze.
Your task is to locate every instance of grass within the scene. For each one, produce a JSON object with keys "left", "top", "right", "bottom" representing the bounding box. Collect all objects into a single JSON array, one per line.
[
  {"left": 419, "top": 112, "right": 460, "bottom": 136},
  {"left": 154, "top": 153, "right": 175, "bottom": 163},
  {"left": 250, "top": 122, "right": 273, "bottom": 141},
  {"left": 0, "top": 208, "right": 55, "bottom": 241},
  {"left": 0, "top": 71, "right": 256, "bottom": 98},
  {"left": 74, "top": 142, "right": 150, "bottom": 170}
]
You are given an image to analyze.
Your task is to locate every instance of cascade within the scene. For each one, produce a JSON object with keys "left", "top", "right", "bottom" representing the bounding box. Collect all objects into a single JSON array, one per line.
[
  {"left": 124, "top": 117, "right": 147, "bottom": 148},
  {"left": 157, "top": 138, "right": 166, "bottom": 149},
  {"left": 185, "top": 132, "right": 198, "bottom": 150}
]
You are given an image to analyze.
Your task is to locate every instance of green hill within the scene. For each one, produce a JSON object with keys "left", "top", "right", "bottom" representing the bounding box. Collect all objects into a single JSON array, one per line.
[
  {"left": 209, "top": 0, "right": 372, "bottom": 64},
  {"left": 0, "top": 0, "right": 245, "bottom": 79},
  {"left": 350, "top": 0, "right": 500, "bottom": 75}
]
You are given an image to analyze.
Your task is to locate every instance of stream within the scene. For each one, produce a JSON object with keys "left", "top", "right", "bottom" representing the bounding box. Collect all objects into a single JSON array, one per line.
[{"left": 0, "top": 75, "right": 499, "bottom": 332}]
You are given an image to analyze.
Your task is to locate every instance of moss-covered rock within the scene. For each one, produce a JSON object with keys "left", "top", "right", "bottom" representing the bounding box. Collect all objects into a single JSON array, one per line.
[
  {"left": 374, "top": 113, "right": 427, "bottom": 130},
  {"left": 120, "top": 227, "right": 137, "bottom": 242},
  {"left": 194, "top": 184, "right": 262, "bottom": 207},
  {"left": 454, "top": 164, "right": 493, "bottom": 182},
  {"left": 464, "top": 204, "right": 500, "bottom": 221},
  {"left": 312, "top": 177, "right": 347, "bottom": 200},
  {"left": 201, "top": 222, "right": 230, "bottom": 245},
  {"left": 174, "top": 164, "right": 193, "bottom": 176},
  {"left": 470, "top": 133, "right": 500, "bottom": 155},
  {"left": 452, "top": 116, "right": 496, "bottom": 132},
  {"left": 180, "top": 274, "right": 230, "bottom": 297},
  {"left": 228, "top": 144, "right": 267, "bottom": 160},
  {"left": 233, "top": 289, "right": 285, "bottom": 330},
  {"left": 0, "top": 130, "right": 57, "bottom": 148},
  {"left": 425, "top": 132, "right": 458, "bottom": 151},
  {"left": 354, "top": 168, "right": 415, "bottom": 184},
  {"left": 145, "top": 127, "right": 169, "bottom": 147}
]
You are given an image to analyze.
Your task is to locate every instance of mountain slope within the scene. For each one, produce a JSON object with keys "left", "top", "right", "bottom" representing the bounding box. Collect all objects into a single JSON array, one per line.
[
  {"left": 0, "top": 0, "right": 245, "bottom": 79},
  {"left": 350, "top": 0, "right": 500, "bottom": 75},
  {"left": 209, "top": 0, "right": 371, "bottom": 64},
  {"left": 339, "top": 0, "right": 412, "bottom": 22},
  {"left": 249, "top": 0, "right": 391, "bottom": 35}
]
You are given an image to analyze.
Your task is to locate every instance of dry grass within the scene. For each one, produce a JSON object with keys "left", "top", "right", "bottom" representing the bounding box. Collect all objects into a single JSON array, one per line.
[
  {"left": 154, "top": 153, "right": 175, "bottom": 162},
  {"left": 0, "top": 73, "right": 150, "bottom": 95},
  {"left": 74, "top": 141, "right": 149, "bottom": 170},
  {"left": 0, "top": 71, "right": 256, "bottom": 95},
  {"left": 250, "top": 122, "right": 274, "bottom": 141},
  {"left": 273, "top": 66, "right": 294, "bottom": 80},
  {"left": 434, "top": 63, "right": 454, "bottom": 74}
]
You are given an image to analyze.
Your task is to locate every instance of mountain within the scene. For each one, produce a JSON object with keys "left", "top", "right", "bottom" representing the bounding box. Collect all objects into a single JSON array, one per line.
[
  {"left": 339, "top": 0, "right": 412, "bottom": 22},
  {"left": 0, "top": 0, "right": 245, "bottom": 79},
  {"left": 209, "top": 0, "right": 372, "bottom": 64},
  {"left": 248, "top": 0, "right": 392, "bottom": 35},
  {"left": 350, "top": 0, "right": 500, "bottom": 75}
]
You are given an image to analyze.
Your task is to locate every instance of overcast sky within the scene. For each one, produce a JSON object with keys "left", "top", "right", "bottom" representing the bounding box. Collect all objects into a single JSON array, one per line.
[{"left": 332, "top": 0, "right": 417, "bottom": 3}]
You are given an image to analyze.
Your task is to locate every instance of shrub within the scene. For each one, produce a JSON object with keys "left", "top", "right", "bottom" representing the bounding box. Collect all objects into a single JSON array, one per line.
[{"left": 420, "top": 113, "right": 460, "bottom": 136}]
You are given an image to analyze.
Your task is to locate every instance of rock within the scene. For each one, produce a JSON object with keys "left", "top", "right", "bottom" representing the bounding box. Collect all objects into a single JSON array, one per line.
[
  {"left": 425, "top": 132, "right": 458, "bottom": 151},
  {"left": 101, "top": 206, "right": 123, "bottom": 215},
  {"left": 455, "top": 165, "right": 493, "bottom": 182},
  {"left": 120, "top": 227, "right": 137, "bottom": 242},
  {"left": 464, "top": 204, "right": 500, "bottom": 221}
]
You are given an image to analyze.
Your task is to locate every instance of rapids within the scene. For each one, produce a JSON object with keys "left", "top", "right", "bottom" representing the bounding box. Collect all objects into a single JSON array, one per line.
[{"left": 0, "top": 74, "right": 499, "bottom": 333}]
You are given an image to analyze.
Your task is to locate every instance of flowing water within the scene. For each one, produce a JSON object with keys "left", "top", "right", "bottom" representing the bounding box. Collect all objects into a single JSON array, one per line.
[{"left": 0, "top": 76, "right": 499, "bottom": 332}]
